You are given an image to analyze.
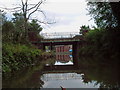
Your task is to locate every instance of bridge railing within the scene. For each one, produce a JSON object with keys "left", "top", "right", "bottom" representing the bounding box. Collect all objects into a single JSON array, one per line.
[{"left": 40, "top": 32, "right": 81, "bottom": 39}]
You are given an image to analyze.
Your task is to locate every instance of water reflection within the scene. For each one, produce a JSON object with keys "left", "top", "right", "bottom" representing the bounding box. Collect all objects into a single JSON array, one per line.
[
  {"left": 54, "top": 60, "right": 73, "bottom": 65},
  {"left": 78, "top": 57, "right": 120, "bottom": 89},
  {"left": 2, "top": 44, "right": 120, "bottom": 89},
  {"left": 2, "top": 65, "right": 44, "bottom": 88},
  {"left": 55, "top": 45, "right": 73, "bottom": 65},
  {"left": 55, "top": 54, "right": 73, "bottom": 65},
  {"left": 42, "top": 55, "right": 120, "bottom": 89},
  {"left": 41, "top": 73, "right": 100, "bottom": 88}
]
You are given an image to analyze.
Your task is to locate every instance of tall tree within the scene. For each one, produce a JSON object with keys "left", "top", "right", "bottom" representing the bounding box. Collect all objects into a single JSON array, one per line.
[
  {"left": 28, "top": 19, "right": 43, "bottom": 41},
  {"left": 0, "top": 0, "right": 54, "bottom": 41},
  {"left": 87, "top": 2, "right": 118, "bottom": 28},
  {"left": 2, "top": 21, "right": 15, "bottom": 42},
  {"left": 19, "top": 0, "right": 45, "bottom": 40},
  {"left": 28, "top": 19, "right": 42, "bottom": 33}
]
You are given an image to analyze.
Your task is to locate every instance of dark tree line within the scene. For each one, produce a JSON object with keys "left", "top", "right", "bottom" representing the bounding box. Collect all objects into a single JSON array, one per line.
[
  {"left": 79, "top": 2, "right": 120, "bottom": 59},
  {"left": 2, "top": 13, "right": 43, "bottom": 44},
  {"left": 87, "top": 2, "right": 120, "bottom": 28}
]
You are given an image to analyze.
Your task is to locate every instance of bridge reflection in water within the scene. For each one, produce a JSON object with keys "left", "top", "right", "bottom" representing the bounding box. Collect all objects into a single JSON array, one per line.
[
  {"left": 42, "top": 66, "right": 100, "bottom": 88},
  {"left": 44, "top": 43, "right": 79, "bottom": 71},
  {"left": 39, "top": 32, "right": 88, "bottom": 88},
  {"left": 55, "top": 45, "right": 73, "bottom": 65},
  {"left": 41, "top": 73, "right": 82, "bottom": 81}
]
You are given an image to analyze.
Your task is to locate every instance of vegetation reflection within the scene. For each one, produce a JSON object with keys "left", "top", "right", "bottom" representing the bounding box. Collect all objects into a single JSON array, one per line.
[{"left": 78, "top": 57, "right": 120, "bottom": 89}]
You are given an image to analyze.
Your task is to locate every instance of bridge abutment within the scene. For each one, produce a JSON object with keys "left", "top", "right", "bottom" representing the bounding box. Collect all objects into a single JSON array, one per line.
[{"left": 72, "top": 41, "right": 79, "bottom": 68}]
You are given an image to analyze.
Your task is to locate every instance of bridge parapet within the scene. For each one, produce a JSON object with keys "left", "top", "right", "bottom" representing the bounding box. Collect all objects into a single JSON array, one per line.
[
  {"left": 41, "top": 38, "right": 81, "bottom": 43},
  {"left": 40, "top": 32, "right": 81, "bottom": 39},
  {"left": 40, "top": 35, "right": 83, "bottom": 43}
]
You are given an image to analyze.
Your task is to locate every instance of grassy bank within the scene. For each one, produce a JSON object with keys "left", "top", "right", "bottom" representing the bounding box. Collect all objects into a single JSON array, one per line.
[{"left": 2, "top": 43, "right": 54, "bottom": 74}]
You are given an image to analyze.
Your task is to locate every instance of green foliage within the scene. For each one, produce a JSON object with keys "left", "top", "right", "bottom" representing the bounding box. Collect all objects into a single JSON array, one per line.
[
  {"left": 28, "top": 19, "right": 42, "bottom": 33},
  {"left": 1, "top": 12, "right": 7, "bottom": 23},
  {"left": 2, "top": 13, "right": 43, "bottom": 44},
  {"left": 79, "top": 27, "right": 120, "bottom": 59},
  {"left": 78, "top": 57, "right": 119, "bottom": 89},
  {"left": 87, "top": 2, "right": 118, "bottom": 28},
  {"left": 109, "top": 2, "right": 120, "bottom": 26},
  {"left": 2, "top": 13, "right": 48, "bottom": 75},
  {"left": 79, "top": 25, "right": 90, "bottom": 35},
  {"left": 12, "top": 13, "right": 26, "bottom": 42},
  {"left": 2, "top": 21, "right": 15, "bottom": 42},
  {"left": 2, "top": 43, "right": 43, "bottom": 73},
  {"left": 28, "top": 19, "right": 43, "bottom": 40}
]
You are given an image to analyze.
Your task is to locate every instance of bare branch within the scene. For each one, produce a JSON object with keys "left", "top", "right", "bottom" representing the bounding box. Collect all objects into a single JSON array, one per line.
[
  {"left": 37, "top": 20, "right": 48, "bottom": 24},
  {"left": 37, "top": 9, "right": 46, "bottom": 18},
  {"left": 19, "top": 4, "right": 22, "bottom": 7},
  {"left": 29, "top": 18, "right": 56, "bottom": 25},
  {"left": 21, "top": 0, "right": 25, "bottom": 13},
  {"left": 37, "top": 20, "right": 56, "bottom": 24},
  {"left": 26, "top": 0, "right": 28, "bottom": 3},
  {"left": 28, "top": 4, "right": 37, "bottom": 6},
  {"left": 27, "top": 1, "right": 42, "bottom": 11},
  {"left": 27, "top": 1, "right": 43, "bottom": 19},
  {"left": 21, "top": 0, "right": 24, "bottom": 6},
  {"left": 0, "top": 7, "right": 21, "bottom": 10},
  {"left": 25, "top": 0, "right": 28, "bottom": 13},
  {"left": 10, "top": 9, "right": 22, "bottom": 12}
]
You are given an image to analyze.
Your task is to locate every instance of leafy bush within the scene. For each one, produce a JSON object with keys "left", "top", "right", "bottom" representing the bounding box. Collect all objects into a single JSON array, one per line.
[
  {"left": 79, "top": 27, "right": 120, "bottom": 59},
  {"left": 2, "top": 43, "right": 43, "bottom": 73}
]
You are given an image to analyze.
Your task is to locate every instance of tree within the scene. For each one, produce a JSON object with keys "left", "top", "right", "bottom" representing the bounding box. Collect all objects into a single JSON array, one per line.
[
  {"left": 28, "top": 19, "right": 42, "bottom": 33},
  {"left": 12, "top": 13, "right": 26, "bottom": 43},
  {"left": 79, "top": 25, "right": 90, "bottom": 35},
  {"left": 1, "top": 0, "right": 54, "bottom": 41},
  {"left": 2, "top": 13, "right": 25, "bottom": 43},
  {"left": 28, "top": 19, "right": 43, "bottom": 41},
  {"left": 109, "top": 2, "right": 120, "bottom": 27},
  {"left": 87, "top": 2, "right": 118, "bottom": 28},
  {"left": 2, "top": 21, "right": 15, "bottom": 42}
]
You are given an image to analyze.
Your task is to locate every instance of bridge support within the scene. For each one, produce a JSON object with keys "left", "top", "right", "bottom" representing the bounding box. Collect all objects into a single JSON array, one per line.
[
  {"left": 42, "top": 44, "right": 45, "bottom": 50},
  {"left": 72, "top": 41, "right": 79, "bottom": 68},
  {"left": 50, "top": 42, "right": 53, "bottom": 50}
]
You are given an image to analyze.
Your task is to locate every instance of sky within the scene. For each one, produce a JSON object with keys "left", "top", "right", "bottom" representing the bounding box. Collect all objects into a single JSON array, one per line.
[{"left": 0, "top": 0, "right": 96, "bottom": 34}]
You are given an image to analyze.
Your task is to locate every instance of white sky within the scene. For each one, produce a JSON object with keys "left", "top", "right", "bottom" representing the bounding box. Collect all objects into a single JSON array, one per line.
[{"left": 0, "top": 0, "right": 96, "bottom": 33}]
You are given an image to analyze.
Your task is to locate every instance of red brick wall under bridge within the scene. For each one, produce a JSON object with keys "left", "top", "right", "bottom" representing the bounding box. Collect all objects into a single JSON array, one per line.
[{"left": 55, "top": 45, "right": 72, "bottom": 52}]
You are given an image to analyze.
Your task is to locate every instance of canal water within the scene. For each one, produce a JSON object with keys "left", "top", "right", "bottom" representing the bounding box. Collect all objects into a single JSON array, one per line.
[{"left": 2, "top": 45, "right": 120, "bottom": 89}]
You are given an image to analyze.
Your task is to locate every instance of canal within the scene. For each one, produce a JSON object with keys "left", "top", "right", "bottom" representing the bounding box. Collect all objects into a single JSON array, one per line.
[{"left": 2, "top": 45, "right": 120, "bottom": 89}]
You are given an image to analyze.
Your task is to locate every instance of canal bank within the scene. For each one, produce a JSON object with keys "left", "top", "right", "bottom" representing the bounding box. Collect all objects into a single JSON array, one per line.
[{"left": 2, "top": 44, "right": 120, "bottom": 89}]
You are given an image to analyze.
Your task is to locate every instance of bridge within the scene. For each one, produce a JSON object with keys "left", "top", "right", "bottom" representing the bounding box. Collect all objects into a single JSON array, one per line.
[
  {"left": 38, "top": 32, "right": 83, "bottom": 46},
  {"left": 29, "top": 32, "right": 83, "bottom": 44},
  {"left": 29, "top": 32, "right": 84, "bottom": 66},
  {"left": 30, "top": 32, "right": 84, "bottom": 49}
]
